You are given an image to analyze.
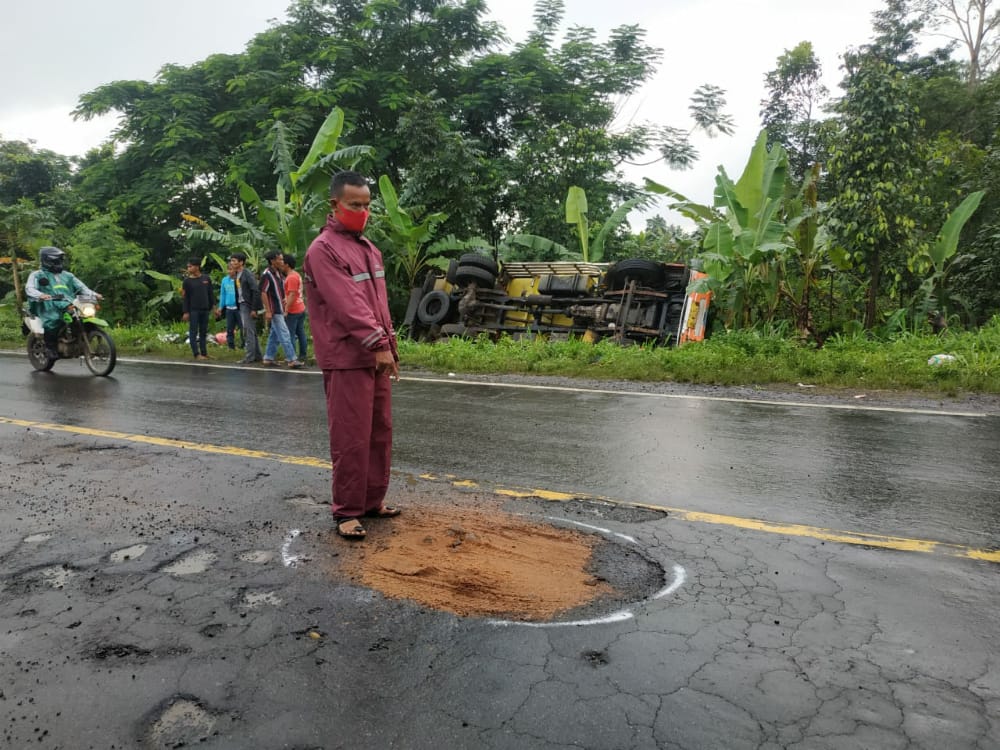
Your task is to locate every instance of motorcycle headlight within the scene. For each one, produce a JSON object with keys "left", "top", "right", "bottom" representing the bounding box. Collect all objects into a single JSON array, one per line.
[{"left": 80, "top": 303, "right": 97, "bottom": 318}]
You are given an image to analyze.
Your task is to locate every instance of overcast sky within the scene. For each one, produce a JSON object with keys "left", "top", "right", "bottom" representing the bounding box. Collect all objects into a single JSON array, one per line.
[{"left": 0, "top": 0, "right": 885, "bottom": 213}]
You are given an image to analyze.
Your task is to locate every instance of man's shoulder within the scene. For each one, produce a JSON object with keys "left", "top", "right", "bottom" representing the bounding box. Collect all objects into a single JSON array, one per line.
[{"left": 306, "top": 230, "right": 354, "bottom": 265}]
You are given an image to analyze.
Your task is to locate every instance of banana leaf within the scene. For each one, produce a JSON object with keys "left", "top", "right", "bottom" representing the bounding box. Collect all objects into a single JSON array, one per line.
[
  {"left": 378, "top": 175, "right": 411, "bottom": 236},
  {"left": 713, "top": 168, "right": 748, "bottom": 230},
  {"left": 209, "top": 207, "right": 269, "bottom": 240},
  {"left": 296, "top": 145, "right": 375, "bottom": 196},
  {"left": 507, "top": 234, "right": 572, "bottom": 258},
  {"left": 734, "top": 130, "right": 787, "bottom": 229},
  {"left": 928, "top": 191, "right": 984, "bottom": 272},
  {"left": 238, "top": 181, "right": 281, "bottom": 238},
  {"left": 643, "top": 178, "right": 719, "bottom": 224},
  {"left": 291, "top": 108, "right": 345, "bottom": 189},
  {"left": 592, "top": 197, "right": 644, "bottom": 262},
  {"left": 270, "top": 121, "right": 296, "bottom": 193},
  {"left": 565, "top": 186, "right": 589, "bottom": 261}
]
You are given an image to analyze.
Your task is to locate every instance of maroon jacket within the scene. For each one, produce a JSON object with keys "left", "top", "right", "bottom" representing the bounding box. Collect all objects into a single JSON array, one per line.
[{"left": 303, "top": 215, "right": 398, "bottom": 370}]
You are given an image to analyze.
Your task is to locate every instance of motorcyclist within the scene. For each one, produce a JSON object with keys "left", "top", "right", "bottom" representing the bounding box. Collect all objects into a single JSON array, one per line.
[{"left": 25, "top": 246, "right": 100, "bottom": 359}]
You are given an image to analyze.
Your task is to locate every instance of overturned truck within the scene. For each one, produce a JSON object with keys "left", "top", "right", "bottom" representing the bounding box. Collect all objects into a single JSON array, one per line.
[{"left": 403, "top": 254, "right": 712, "bottom": 346}]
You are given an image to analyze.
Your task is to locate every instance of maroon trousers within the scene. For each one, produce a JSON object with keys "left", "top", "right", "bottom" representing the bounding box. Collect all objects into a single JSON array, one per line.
[{"left": 322, "top": 368, "right": 393, "bottom": 519}]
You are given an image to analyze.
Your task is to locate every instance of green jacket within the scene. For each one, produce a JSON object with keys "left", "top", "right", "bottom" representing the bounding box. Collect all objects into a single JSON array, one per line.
[{"left": 25, "top": 270, "right": 94, "bottom": 322}]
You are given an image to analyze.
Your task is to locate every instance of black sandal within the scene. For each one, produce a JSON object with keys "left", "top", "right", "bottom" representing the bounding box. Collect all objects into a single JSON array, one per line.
[{"left": 335, "top": 518, "right": 366, "bottom": 539}]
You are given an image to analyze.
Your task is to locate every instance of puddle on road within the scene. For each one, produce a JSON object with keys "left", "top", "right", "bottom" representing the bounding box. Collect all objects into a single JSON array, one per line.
[
  {"left": 24, "top": 533, "right": 52, "bottom": 543},
  {"left": 242, "top": 591, "right": 282, "bottom": 608},
  {"left": 110, "top": 544, "right": 149, "bottom": 564},
  {"left": 237, "top": 550, "right": 274, "bottom": 564},
  {"left": 162, "top": 549, "right": 217, "bottom": 575}
]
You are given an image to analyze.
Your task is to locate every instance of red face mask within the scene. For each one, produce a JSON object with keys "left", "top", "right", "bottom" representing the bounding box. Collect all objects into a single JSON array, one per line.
[{"left": 335, "top": 204, "right": 370, "bottom": 233}]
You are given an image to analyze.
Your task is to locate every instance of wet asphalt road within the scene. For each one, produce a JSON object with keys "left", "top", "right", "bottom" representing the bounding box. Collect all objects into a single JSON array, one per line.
[
  {"left": 1, "top": 354, "right": 998, "bottom": 549},
  {"left": 1, "top": 353, "right": 999, "bottom": 749}
]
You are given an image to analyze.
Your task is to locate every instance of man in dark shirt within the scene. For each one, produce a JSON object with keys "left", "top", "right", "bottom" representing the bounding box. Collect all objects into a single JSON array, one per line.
[
  {"left": 182, "top": 258, "right": 215, "bottom": 360},
  {"left": 229, "top": 252, "right": 262, "bottom": 363}
]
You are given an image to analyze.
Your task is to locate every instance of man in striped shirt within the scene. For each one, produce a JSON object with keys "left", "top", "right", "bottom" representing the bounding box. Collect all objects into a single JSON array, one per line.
[{"left": 259, "top": 250, "right": 302, "bottom": 369}]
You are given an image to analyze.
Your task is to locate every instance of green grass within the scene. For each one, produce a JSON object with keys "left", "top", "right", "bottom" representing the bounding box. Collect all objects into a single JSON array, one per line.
[
  {"left": 3, "top": 304, "right": 999, "bottom": 394},
  {"left": 397, "top": 318, "right": 1000, "bottom": 394}
]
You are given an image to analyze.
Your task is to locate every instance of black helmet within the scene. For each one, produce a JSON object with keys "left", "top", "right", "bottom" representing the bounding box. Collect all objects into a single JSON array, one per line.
[{"left": 39, "top": 246, "right": 65, "bottom": 273}]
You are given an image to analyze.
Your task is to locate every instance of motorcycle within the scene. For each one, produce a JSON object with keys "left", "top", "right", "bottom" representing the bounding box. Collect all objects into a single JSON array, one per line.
[{"left": 23, "top": 284, "right": 117, "bottom": 377}]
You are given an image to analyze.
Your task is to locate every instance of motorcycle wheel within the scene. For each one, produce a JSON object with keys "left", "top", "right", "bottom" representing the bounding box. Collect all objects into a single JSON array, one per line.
[
  {"left": 84, "top": 329, "right": 117, "bottom": 376},
  {"left": 26, "top": 333, "right": 55, "bottom": 371}
]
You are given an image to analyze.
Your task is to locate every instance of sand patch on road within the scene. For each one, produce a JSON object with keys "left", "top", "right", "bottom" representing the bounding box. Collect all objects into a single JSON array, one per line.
[{"left": 333, "top": 505, "right": 612, "bottom": 620}]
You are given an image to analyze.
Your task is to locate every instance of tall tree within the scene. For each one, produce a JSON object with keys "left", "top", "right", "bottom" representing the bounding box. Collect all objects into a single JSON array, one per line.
[
  {"left": 65, "top": 215, "right": 151, "bottom": 324},
  {"left": 915, "top": 0, "right": 1000, "bottom": 85},
  {"left": 846, "top": 0, "right": 954, "bottom": 76},
  {"left": 0, "top": 138, "right": 72, "bottom": 207},
  {"left": 0, "top": 199, "right": 57, "bottom": 308},
  {"left": 760, "top": 42, "right": 828, "bottom": 182},
  {"left": 826, "top": 58, "right": 929, "bottom": 329}
]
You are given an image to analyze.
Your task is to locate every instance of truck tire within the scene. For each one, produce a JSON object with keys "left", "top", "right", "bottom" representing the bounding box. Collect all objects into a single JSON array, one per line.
[
  {"left": 458, "top": 253, "right": 499, "bottom": 275},
  {"left": 416, "top": 290, "right": 453, "bottom": 325},
  {"left": 605, "top": 259, "right": 665, "bottom": 291},
  {"left": 454, "top": 265, "right": 497, "bottom": 289}
]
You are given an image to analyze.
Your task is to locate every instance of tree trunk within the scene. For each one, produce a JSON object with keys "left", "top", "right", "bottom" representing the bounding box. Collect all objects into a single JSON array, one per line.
[
  {"left": 865, "top": 246, "right": 881, "bottom": 330},
  {"left": 11, "top": 258, "right": 23, "bottom": 310}
]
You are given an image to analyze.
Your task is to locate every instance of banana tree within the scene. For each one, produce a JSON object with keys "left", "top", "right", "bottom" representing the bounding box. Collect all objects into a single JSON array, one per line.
[
  {"left": 776, "top": 163, "right": 827, "bottom": 339},
  {"left": 373, "top": 175, "right": 452, "bottom": 291},
  {"left": 914, "top": 190, "right": 984, "bottom": 324},
  {"left": 174, "top": 107, "right": 373, "bottom": 262},
  {"left": 647, "top": 130, "right": 793, "bottom": 327},
  {"left": 565, "top": 186, "right": 645, "bottom": 262},
  {"left": 504, "top": 186, "right": 645, "bottom": 263}
]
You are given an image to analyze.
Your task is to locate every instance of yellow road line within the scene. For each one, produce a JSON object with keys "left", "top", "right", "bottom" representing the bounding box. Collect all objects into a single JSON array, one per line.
[
  {"left": 3, "top": 415, "right": 998, "bottom": 564},
  {"left": 0, "top": 415, "right": 332, "bottom": 469}
]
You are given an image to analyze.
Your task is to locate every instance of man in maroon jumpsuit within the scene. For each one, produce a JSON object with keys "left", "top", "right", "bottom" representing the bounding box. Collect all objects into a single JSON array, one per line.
[{"left": 303, "top": 171, "right": 401, "bottom": 539}]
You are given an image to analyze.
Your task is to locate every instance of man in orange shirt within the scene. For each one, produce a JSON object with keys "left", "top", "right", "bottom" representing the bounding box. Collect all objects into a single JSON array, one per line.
[{"left": 282, "top": 253, "right": 308, "bottom": 364}]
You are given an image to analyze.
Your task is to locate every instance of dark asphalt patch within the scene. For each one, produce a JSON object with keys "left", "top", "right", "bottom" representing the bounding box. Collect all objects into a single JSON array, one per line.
[{"left": 84, "top": 643, "right": 153, "bottom": 661}]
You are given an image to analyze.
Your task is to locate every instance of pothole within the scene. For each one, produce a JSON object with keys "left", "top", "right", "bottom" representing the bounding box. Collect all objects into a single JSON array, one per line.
[
  {"left": 84, "top": 643, "right": 153, "bottom": 662},
  {"left": 237, "top": 550, "right": 274, "bottom": 564},
  {"left": 241, "top": 591, "right": 282, "bottom": 609},
  {"left": 161, "top": 549, "right": 218, "bottom": 575},
  {"left": 146, "top": 697, "right": 218, "bottom": 748},
  {"left": 40, "top": 565, "right": 76, "bottom": 589},
  {"left": 329, "top": 506, "right": 664, "bottom": 621},
  {"left": 110, "top": 544, "right": 148, "bottom": 563}
]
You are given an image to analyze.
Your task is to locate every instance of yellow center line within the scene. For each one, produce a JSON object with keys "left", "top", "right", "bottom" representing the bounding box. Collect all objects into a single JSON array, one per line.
[
  {"left": 0, "top": 415, "right": 332, "bottom": 469},
  {"left": 3, "top": 415, "right": 998, "bottom": 564}
]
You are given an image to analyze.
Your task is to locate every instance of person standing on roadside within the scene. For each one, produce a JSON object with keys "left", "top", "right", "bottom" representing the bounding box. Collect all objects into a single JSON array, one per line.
[
  {"left": 282, "top": 253, "right": 308, "bottom": 364},
  {"left": 304, "top": 171, "right": 400, "bottom": 540},
  {"left": 182, "top": 258, "right": 215, "bottom": 360},
  {"left": 260, "top": 250, "right": 302, "bottom": 368},
  {"left": 216, "top": 260, "right": 243, "bottom": 351},
  {"left": 229, "top": 252, "right": 262, "bottom": 364}
]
